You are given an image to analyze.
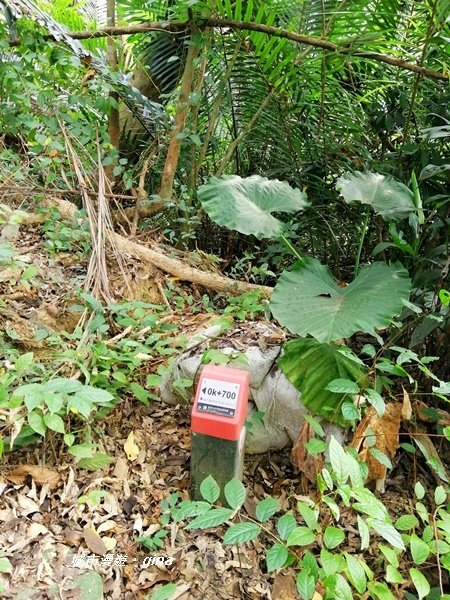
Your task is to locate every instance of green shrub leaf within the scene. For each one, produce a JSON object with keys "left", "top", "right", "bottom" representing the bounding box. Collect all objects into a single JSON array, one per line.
[
  {"left": 395, "top": 514, "right": 418, "bottom": 531},
  {"left": 77, "top": 453, "right": 114, "bottom": 471},
  {"left": 336, "top": 171, "right": 416, "bottom": 221},
  {"left": 345, "top": 553, "right": 367, "bottom": 594},
  {"left": 224, "top": 478, "right": 246, "bottom": 509},
  {"left": 357, "top": 516, "right": 370, "bottom": 550},
  {"left": 200, "top": 475, "right": 220, "bottom": 503},
  {"left": 255, "top": 497, "right": 279, "bottom": 522},
  {"left": 286, "top": 527, "right": 316, "bottom": 547},
  {"left": 415, "top": 481, "right": 425, "bottom": 499},
  {"left": 296, "top": 570, "right": 315, "bottom": 599},
  {"left": 409, "top": 568, "right": 430, "bottom": 599},
  {"left": 323, "top": 526, "right": 345, "bottom": 549},
  {"left": 151, "top": 583, "right": 177, "bottom": 600},
  {"left": 266, "top": 543, "right": 289, "bottom": 572},
  {"left": 410, "top": 533, "right": 430, "bottom": 565},
  {"left": 186, "top": 507, "right": 233, "bottom": 529},
  {"left": 297, "top": 502, "right": 319, "bottom": 530},
  {"left": 386, "top": 565, "right": 404, "bottom": 583},
  {"left": 365, "top": 388, "right": 386, "bottom": 416},
  {"left": 279, "top": 339, "right": 364, "bottom": 424},
  {"left": 277, "top": 514, "right": 297, "bottom": 540},
  {"left": 28, "top": 411, "right": 46, "bottom": 436},
  {"left": 223, "top": 522, "right": 261, "bottom": 545},
  {"left": 173, "top": 501, "right": 211, "bottom": 521},
  {"left": 367, "top": 518, "right": 405, "bottom": 550},
  {"left": 325, "top": 379, "right": 360, "bottom": 394},
  {"left": 43, "top": 412, "right": 65, "bottom": 434},
  {"left": 335, "top": 573, "right": 353, "bottom": 600},
  {"left": 434, "top": 485, "right": 447, "bottom": 505}
]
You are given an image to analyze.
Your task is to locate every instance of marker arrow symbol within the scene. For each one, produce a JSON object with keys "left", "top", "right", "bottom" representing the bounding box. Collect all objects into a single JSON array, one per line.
[{"left": 202, "top": 387, "right": 206, "bottom": 394}]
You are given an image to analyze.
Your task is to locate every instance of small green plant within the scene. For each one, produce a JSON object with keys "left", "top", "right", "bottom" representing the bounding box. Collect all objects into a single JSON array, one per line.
[
  {"left": 165, "top": 432, "right": 450, "bottom": 599},
  {"left": 0, "top": 242, "right": 39, "bottom": 288},
  {"left": 42, "top": 207, "right": 91, "bottom": 254},
  {"left": 137, "top": 530, "right": 169, "bottom": 552},
  {"left": 223, "top": 290, "right": 266, "bottom": 320},
  {"left": 0, "top": 354, "right": 115, "bottom": 465}
]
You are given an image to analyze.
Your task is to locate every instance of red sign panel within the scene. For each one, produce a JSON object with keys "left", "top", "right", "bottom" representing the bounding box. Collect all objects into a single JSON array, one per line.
[{"left": 191, "top": 365, "right": 250, "bottom": 441}]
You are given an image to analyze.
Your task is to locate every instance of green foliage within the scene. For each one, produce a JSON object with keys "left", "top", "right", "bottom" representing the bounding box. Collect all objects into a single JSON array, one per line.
[
  {"left": 200, "top": 170, "right": 449, "bottom": 427},
  {"left": 271, "top": 259, "right": 411, "bottom": 342},
  {"left": 163, "top": 432, "right": 450, "bottom": 599},
  {"left": 42, "top": 208, "right": 91, "bottom": 255},
  {"left": 336, "top": 172, "right": 417, "bottom": 221},
  {"left": 137, "top": 529, "right": 168, "bottom": 551},
  {"left": 198, "top": 175, "right": 308, "bottom": 240},
  {"left": 279, "top": 339, "right": 365, "bottom": 424},
  {"left": 0, "top": 296, "right": 190, "bottom": 464}
]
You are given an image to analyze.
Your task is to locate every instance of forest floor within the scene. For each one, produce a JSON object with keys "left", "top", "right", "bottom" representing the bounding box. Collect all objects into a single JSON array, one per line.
[
  {"left": 0, "top": 399, "right": 425, "bottom": 600},
  {"left": 0, "top": 202, "right": 447, "bottom": 599}
]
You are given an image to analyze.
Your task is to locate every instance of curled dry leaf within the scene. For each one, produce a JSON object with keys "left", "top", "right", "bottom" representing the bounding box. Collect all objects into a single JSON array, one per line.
[
  {"left": 415, "top": 400, "right": 450, "bottom": 426},
  {"left": 6, "top": 465, "right": 61, "bottom": 489},
  {"left": 402, "top": 387, "right": 412, "bottom": 420},
  {"left": 291, "top": 422, "right": 324, "bottom": 484},
  {"left": 63, "top": 527, "right": 83, "bottom": 547},
  {"left": 124, "top": 431, "right": 140, "bottom": 461},
  {"left": 28, "top": 523, "right": 49, "bottom": 540},
  {"left": 83, "top": 529, "right": 107, "bottom": 556},
  {"left": 351, "top": 403, "right": 402, "bottom": 489}
]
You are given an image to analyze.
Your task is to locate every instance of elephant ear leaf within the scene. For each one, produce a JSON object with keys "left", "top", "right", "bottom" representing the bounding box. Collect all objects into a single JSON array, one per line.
[
  {"left": 279, "top": 338, "right": 364, "bottom": 424},
  {"left": 270, "top": 259, "right": 411, "bottom": 343},
  {"left": 336, "top": 171, "right": 415, "bottom": 221},
  {"left": 198, "top": 174, "right": 309, "bottom": 240}
]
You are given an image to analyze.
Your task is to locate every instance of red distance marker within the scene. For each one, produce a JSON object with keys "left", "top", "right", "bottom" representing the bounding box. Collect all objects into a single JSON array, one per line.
[{"left": 191, "top": 365, "right": 250, "bottom": 441}]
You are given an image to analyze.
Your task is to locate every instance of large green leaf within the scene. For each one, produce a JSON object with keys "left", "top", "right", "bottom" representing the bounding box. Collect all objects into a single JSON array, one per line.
[
  {"left": 198, "top": 174, "right": 309, "bottom": 240},
  {"left": 270, "top": 259, "right": 411, "bottom": 342},
  {"left": 336, "top": 171, "right": 416, "bottom": 221},
  {"left": 278, "top": 339, "right": 365, "bottom": 423}
]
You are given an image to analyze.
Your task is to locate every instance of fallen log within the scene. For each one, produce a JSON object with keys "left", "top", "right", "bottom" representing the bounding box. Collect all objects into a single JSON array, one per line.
[{"left": 45, "top": 197, "right": 273, "bottom": 297}]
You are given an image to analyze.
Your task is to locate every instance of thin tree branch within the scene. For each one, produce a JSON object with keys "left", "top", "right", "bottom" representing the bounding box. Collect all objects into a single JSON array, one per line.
[{"left": 62, "top": 18, "right": 450, "bottom": 81}]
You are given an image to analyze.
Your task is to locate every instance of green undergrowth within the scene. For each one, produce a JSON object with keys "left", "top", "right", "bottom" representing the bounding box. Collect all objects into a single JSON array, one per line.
[{"left": 151, "top": 441, "right": 450, "bottom": 600}]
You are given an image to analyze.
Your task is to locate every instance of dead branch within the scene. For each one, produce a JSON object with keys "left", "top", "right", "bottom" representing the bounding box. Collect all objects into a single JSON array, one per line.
[{"left": 45, "top": 196, "right": 273, "bottom": 297}]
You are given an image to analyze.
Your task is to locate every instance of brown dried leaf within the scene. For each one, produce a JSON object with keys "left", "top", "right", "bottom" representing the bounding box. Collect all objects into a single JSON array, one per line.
[
  {"left": 63, "top": 527, "right": 83, "bottom": 547},
  {"left": 402, "top": 387, "right": 412, "bottom": 421},
  {"left": 7, "top": 465, "right": 61, "bottom": 489},
  {"left": 28, "top": 523, "right": 49, "bottom": 540},
  {"left": 113, "top": 457, "right": 129, "bottom": 479},
  {"left": 416, "top": 401, "right": 450, "bottom": 426},
  {"left": 351, "top": 404, "right": 402, "bottom": 485},
  {"left": 272, "top": 573, "right": 297, "bottom": 600},
  {"left": 291, "top": 422, "right": 324, "bottom": 482},
  {"left": 83, "top": 529, "right": 107, "bottom": 556}
]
